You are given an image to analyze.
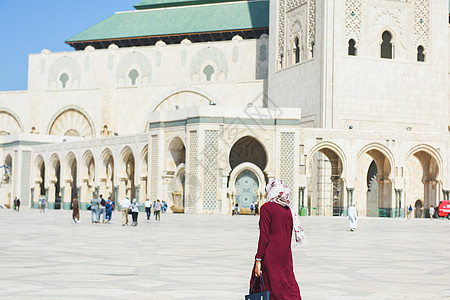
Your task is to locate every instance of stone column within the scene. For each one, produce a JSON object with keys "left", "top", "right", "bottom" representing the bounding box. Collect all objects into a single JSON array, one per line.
[
  {"left": 63, "top": 180, "right": 72, "bottom": 210},
  {"left": 48, "top": 183, "right": 55, "bottom": 209},
  {"left": 79, "top": 179, "right": 89, "bottom": 210}
]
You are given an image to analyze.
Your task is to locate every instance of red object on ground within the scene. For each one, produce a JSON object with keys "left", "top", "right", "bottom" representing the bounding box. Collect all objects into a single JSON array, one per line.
[
  {"left": 438, "top": 200, "right": 450, "bottom": 217},
  {"left": 250, "top": 201, "right": 302, "bottom": 300}
]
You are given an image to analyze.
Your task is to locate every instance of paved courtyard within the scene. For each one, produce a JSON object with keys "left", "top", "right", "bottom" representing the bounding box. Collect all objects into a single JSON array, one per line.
[{"left": 1, "top": 209, "right": 450, "bottom": 300}]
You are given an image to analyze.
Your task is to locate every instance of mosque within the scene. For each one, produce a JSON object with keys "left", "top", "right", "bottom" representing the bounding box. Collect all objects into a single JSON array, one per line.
[{"left": 0, "top": 0, "right": 448, "bottom": 218}]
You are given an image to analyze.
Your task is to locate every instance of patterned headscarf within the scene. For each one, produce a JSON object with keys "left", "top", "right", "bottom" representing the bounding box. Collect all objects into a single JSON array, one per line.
[{"left": 265, "top": 179, "right": 308, "bottom": 247}]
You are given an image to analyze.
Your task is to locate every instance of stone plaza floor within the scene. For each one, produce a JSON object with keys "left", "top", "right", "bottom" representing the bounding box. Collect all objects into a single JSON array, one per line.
[{"left": 1, "top": 209, "right": 450, "bottom": 300}]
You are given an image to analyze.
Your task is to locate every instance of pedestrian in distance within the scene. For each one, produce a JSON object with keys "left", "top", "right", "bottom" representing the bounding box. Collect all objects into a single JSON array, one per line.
[
  {"left": 250, "top": 203, "right": 254, "bottom": 215},
  {"left": 98, "top": 194, "right": 107, "bottom": 223},
  {"left": 429, "top": 205, "right": 435, "bottom": 220},
  {"left": 90, "top": 195, "right": 100, "bottom": 223},
  {"left": 72, "top": 195, "right": 80, "bottom": 223},
  {"left": 154, "top": 199, "right": 162, "bottom": 221},
  {"left": 153, "top": 201, "right": 157, "bottom": 218},
  {"left": 144, "top": 198, "right": 152, "bottom": 220},
  {"left": 13, "top": 197, "right": 17, "bottom": 211},
  {"left": 120, "top": 196, "right": 131, "bottom": 226},
  {"left": 105, "top": 196, "right": 113, "bottom": 223},
  {"left": 348, "top": 203, "right": 358, "bottom": 231},
  {"left": 235, "top": 203, "right": 239, "bottom": 215},
  {"left": 255, "top": 202, "right": 259, "bottom": 216},
  {"left": 39, "top": 197, "right": 46, "bottom": 213},
  {"left": 407, "top": 204, "right": 413, "bottom": 219},
  {"left": 250, "top": 178, "right": 307, "bottom": 299},
  {"left": 162, "top": 200, "right": 167, "bottom": 213},
  {"left": 130, "top": 198, "right": 141, "bottom": 226},
  {"left": 16, "top": 198, "right": 20, "bottom": 212}
]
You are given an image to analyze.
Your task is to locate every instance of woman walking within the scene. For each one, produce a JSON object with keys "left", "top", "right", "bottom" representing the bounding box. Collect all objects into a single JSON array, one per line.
[
  {"left": 130, "top": 198, "right": 141, "bottom": 226},
  {"left": 72, "top": 195, "right": 80, "bottom": 223},
  {"left": 250, "top": 178, "right": 307, "bottom": 299}
]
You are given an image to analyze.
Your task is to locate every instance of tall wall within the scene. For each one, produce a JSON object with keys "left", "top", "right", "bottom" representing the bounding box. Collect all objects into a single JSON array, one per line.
[
  {"left": 269, "top": 0, "right": 449, "bottom": 133},
  {"left": 0, "top": 37, "right": 268, "bottom": 137}
]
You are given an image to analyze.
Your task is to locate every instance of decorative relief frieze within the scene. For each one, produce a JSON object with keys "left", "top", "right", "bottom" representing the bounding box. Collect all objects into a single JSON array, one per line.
[
  {"left": 278, "top": 0, "right": 286, "bottom": 67},
  {"left": 414, "top": 0, "right": 429, "bottom": 50},
  {"left": 308, "top": 0, "right": 316, "bottom": 55},
  {"left": 345, "top": 0, "right": 361, "bottom": 46},
  {"left": 287, "top": 0, "right": 306, "bottom": 12}
]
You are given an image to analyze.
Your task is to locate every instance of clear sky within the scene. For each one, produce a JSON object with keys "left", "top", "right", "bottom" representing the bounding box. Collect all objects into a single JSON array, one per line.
[{"left": 0, "top": 0, "right": 138, "bottom": 91}]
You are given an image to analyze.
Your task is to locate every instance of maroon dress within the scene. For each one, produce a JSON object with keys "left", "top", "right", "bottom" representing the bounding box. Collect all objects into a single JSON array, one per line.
[{"left": 250, "top": 202, "right": 301, "bottom": 300}]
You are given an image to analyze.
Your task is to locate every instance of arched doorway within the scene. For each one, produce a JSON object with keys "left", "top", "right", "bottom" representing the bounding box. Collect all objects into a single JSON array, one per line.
[
  {"left": 405, "top": 147, "right": 441, "bottom": 218},
  {"left": 49, "top": 154, "right": 61, "bottom": 209},
  {"left": 168, "top": 138, "right": 186, "bottom": 212},
  {"left": 100, "top": 148, "right": 114, "bottom": 205},
  {"left": 81, "top": 151, "right": 95, "bottom": 205},
  {"left": 139, "top": 145, "right": 148, "bottom": 203},
  {"left": 357, "top": 145, "right": 393, "bottom": 217},
  {"left": 120, "top": 147, "right": 135, "bottom": 201},
  {"left": 228, "top": 136, "right": 267, "bottom": 214},
  {"left": 34, "top": 155, "right": 46, "bottom": 209},
  {"left": 307, "top": 145, "right": 345, "bottom": 216},
  {"left": 235, "top": 169, "right": 259, "bottom": 209},
  {"left": 414, "top": 199, "right": 423, "bottom": 218}
]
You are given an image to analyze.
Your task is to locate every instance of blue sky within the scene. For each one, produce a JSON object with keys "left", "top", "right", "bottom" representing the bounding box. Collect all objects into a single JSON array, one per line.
[{"left": 0, "top": 0, "right": 138, "bottom": 91}]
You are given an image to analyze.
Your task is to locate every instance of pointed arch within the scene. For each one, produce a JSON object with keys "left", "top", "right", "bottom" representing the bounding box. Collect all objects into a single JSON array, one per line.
[{"left": 47, "top": 105, "right": 96, "bottom": 138}]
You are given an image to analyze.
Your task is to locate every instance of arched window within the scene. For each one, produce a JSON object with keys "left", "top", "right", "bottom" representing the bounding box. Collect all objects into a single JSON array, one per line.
[
  {"left": 128, "top": 69, "right": 139, "bottom": 85},
  {"left": 59, "top": 73, "right": 69, "bottom": 88},
  {"left": 294, "top": 37, "right": 300, "bottom": 64},
  {"left": 417, "top": 46, "right": 425, "bottom": 62},
  {"left": 203, "top": 65, "right": 215, "bottom": 81},
  {"left": 348, "top": 39, "right": 356, "bottom": 56},
  {"left": 380, "top": 31, "right": 393, "bottom": 59}
]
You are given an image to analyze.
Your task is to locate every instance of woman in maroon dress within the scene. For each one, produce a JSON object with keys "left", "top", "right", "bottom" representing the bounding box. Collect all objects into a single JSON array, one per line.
[{"left": 250, "top": 179, "right": 307, "bottom": 300}]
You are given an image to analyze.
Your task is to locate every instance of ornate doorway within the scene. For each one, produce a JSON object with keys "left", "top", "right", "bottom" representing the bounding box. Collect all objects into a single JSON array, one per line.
[{"left": 235, "top": 169, "right": 259, "bottom": 213}]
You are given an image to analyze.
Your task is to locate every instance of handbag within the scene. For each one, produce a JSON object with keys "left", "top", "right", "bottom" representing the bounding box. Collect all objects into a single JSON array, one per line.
[{"left": 245, "top": 274, "right": 270, "bottom": 300}]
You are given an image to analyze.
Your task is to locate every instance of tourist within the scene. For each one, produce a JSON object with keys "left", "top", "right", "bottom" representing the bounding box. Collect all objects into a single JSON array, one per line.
[
  {"left": 130, "top": 198, "right": 141, "bottom": 226},
  {"left": 144, "top": 198, "right": 151, "bottom": 220},
  {"left": 98, "top": 194, "right": 107, "bottom": 223},
  {"left": 105, "top": 196, "right": 113, "bottom": 223},
  {"left": 39, "top": 197, "right": 46, "bottom": 213},
  {"left": 250, "top": 178, "right": 307, "bottom": 299},
  {"left": 250, "top": 203, "right": 254, "bottom": 215},
  {"left": 72, "top": 195, "right": 80, "bottom": 223},
  {"left": 90, "top": 195, "right": 100, "bottom": 223},
  {"left": 153, "top": 201, "right": 157, "bottom": 218},
  {"left": 154, "top": 199, "right": 162, "bottom": 221},
  {"left": 16, "top": 198, "right": 20, "bottom": 211},
  {"left": 13, "top": 197, "right": 17, "bottom": 211},
  {"left": 429, "top": 205, "right": 435, "bottom": 220},
  {"left": 407, "top": 204, "right": 413, "bottom": 219},
  {"left": 255, "top": 202, "right": 259, "bottom": 216},
  {"left": 235, "top": 203, "right": 239, "bottom": 215},
  {"left": 120, "top": 196, "right": 131, "bottom": 226},
  {"left": 162, "top": 200, "right": 167, "bottom": 213},
  {"left": 348, "top": 203, "right": 358, "bottom": 231}
]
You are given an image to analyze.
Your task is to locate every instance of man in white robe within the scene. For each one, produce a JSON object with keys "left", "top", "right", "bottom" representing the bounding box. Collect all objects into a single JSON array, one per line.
[{"left": 348, "top": 204, "right": 358, "bottom": 231}]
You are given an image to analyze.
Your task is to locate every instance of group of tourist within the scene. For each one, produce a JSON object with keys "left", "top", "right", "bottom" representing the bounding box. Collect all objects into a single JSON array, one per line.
[
  {"left": 232, "top": 202, "right": 260, "bottom": 216},
  {"left": 88, "top": 194, "right": 114, "bottom": 224},
  {"left": 119, "top": 197, "right": 164, "bottom": 226}
]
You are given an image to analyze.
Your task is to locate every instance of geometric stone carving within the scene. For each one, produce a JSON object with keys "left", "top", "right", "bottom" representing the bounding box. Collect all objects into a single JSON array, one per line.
[
  {"left": 116, "top": 51, "right": 152, "bottom": 86},
  {"left": 48, "top": 107, "right": 94, "bottom": 137},
  {"left": 345, "top": 0, "right": 361, "bottom": 47},
  {"left": 187, "top": 131, "right": 198, "bottom": 210},
  {"left": 308, "top": 0, "right": 316, "bottom": 55},
  {"left": 48, "top": 56, "right": 81, "bottom": 89},
  {"left": 0, "top": 109, "right": 23, "bottom": 135},
  {"left": 190, "top": 47, "right": 228, "bottom": 81},
  {"left": 414, "top": 0, "right": 429, "bottom": 51},
  {"left": 203, "top": 130, "right": 219, "bottom": 211},
  {"left": 280, "top": 132, "right": 295, "bottom": 191}
]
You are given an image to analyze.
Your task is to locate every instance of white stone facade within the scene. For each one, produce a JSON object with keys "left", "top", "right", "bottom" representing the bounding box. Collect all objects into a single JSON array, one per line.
[{"left": 0, "top": 0, "right": 448, "bottom": 218}]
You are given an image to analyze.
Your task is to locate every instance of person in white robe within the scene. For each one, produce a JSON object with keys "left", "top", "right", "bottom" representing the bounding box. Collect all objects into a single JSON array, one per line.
[{"left": 348, "top": 204, "right": 358, "bottom": 231}]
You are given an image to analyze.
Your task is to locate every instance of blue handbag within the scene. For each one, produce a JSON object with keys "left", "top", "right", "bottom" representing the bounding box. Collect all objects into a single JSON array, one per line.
[{"left": 245, "top": 274, "right": 270, "bottom": 300}]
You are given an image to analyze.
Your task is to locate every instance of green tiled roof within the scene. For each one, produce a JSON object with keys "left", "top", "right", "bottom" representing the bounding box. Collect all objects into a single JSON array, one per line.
[
  {"left": 66, "top": 0, "right": 268, "bottom": 43},
  {"left": 134, "top": 0, "right": 246, "bottom": 10}
]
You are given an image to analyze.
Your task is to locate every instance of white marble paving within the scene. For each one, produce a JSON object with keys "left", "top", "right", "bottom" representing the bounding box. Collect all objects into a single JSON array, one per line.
[{"left": 1, "top": 209, "right": 450, "bottom": 299}]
